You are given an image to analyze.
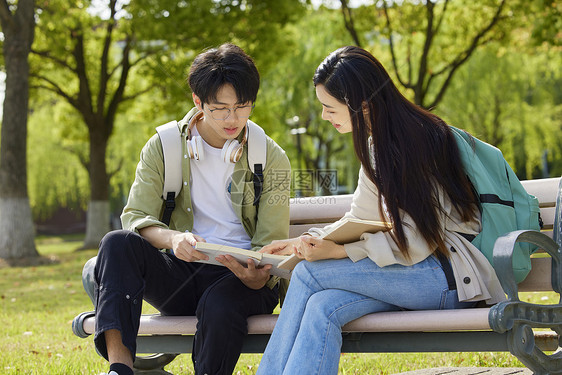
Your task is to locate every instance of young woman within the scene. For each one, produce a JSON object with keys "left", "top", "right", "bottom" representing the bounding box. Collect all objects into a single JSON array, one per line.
[{"left": 256, "top": 46, "right": 505, "bottom": 375}]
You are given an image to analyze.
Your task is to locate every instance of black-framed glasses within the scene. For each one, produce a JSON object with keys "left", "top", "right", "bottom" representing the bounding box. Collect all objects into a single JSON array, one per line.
[{"left": 206, "top": 104, "right": 255, "bottom": 121}]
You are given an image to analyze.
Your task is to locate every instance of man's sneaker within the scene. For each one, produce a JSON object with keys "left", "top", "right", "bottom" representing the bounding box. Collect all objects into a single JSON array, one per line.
[{"left": 98, "top": 372, "right": 118, "bottom": 375}]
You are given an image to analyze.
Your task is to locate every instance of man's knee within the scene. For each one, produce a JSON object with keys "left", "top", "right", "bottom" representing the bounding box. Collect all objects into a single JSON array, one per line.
[{"left": 99, "top": 230, "right": 134, "bottom": 254}]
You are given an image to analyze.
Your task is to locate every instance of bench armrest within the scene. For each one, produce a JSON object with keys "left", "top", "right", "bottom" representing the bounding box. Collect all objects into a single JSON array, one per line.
[
  {"left": 489, "top": 230, "right": 561, "bottom": 333},
  {"left": 488, "top": 230, "right": 562, "bottom": 374},
  {"left": 493, "top": 230, "right": 561, "bottom": 301}
]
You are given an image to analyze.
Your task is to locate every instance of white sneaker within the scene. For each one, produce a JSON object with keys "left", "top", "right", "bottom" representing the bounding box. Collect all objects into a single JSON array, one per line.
[{"left": 99, "top": 372, "right": 118, "bottom": 375}]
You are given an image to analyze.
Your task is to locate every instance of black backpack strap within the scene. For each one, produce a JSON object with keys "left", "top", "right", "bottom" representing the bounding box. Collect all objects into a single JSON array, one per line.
[
  {"left": 253, "top": 163, "right": 264, "bottom": 206},
  {"left": 436, "top": 250, "right": 457, "bottom": 291},
  {"left": 161, "top": 191, "right": 176, "bottom": 226},
  {"left": 246, "top": 121, "right": 267, "bottom": 207}
]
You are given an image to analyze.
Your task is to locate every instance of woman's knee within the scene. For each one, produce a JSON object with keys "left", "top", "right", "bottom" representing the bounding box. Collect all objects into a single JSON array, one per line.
[
  {"left": 304, "top": 292, "right": 343, "bottom": 326},
  {"left": 303, "top": 290, "right": 380, "bottom": 329},
  {"left": 292, "top": 259, "right": 322, "bottom": 280}
]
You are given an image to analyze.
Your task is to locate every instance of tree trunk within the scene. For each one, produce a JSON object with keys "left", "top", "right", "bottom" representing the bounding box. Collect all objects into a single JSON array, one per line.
[
  {"left": 0, "top": 0, "right": 39, "bottom": 259},
  {"left": 83, "top": 200, "right": 110, "bottom": 249},
  {"left": 82, "top": 124, "right": 110, "bottom": 249},
  {"left": 0, "top": 198, "right": 37, "bottom": 258}
]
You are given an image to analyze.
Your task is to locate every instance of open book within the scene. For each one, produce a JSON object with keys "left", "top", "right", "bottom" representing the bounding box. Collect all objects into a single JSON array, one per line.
[
  {"left": 321, "top": 217, "right": 391, "bottom": 244},
  {"left": 281, "top": 217, "right": 392, "bottom": 269},
  {"left": 193, "top": 218, "right": 390, "bottom": 279},
  {"left": 194, "top": 242, "right": 296, "bottom": 279}
]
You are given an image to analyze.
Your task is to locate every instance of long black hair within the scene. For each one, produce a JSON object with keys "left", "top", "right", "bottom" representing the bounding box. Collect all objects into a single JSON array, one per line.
[{"left": 314, "top": 46, "right": 477, "bottom": 258}]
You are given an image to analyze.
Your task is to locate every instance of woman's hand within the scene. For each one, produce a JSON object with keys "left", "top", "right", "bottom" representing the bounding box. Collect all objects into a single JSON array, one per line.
[
  {"left": 260, "top": 238, "right": 301, "bottom": 256},
  {"left": 296, "top": 235, "right": 348, "bottom": 261}
]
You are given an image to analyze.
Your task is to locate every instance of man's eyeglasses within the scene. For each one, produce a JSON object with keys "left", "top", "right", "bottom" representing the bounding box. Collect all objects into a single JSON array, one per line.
[{"left": 205, "top": 104, "right": 255, "bottom": 121}]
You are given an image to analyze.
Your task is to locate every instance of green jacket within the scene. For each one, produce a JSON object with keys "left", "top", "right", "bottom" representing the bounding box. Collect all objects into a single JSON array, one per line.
[{"left": 121, "top": 108, "right": 291, "bottom": 288}]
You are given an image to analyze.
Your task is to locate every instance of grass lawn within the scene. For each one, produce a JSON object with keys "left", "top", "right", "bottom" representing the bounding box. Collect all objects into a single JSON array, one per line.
[{"left": 0, "top": 234, "right": 556, "bottom": 374}]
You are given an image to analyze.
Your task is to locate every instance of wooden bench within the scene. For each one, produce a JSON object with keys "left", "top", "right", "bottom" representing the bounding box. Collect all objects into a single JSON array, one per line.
[{"left": 72, "top": 177, "right": 562, "bottom": 375}]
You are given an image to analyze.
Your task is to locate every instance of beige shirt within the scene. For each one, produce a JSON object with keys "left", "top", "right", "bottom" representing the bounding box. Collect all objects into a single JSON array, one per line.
[{"left": 308, "top": 167, "right": 506, "bottom": 305}]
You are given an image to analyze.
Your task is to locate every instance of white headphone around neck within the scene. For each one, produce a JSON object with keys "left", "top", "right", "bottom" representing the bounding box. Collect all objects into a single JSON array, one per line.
[{"left": 185, "top": 111, "right": 248, "bottom": 163}]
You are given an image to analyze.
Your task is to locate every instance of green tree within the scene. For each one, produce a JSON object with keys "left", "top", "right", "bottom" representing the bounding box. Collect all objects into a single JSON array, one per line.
[
  {"left": 28, "top": 0, "right": 306, "bottom": 244},
  {"left": 339, "top": 0, "right": 510, "bottom": 108},
  {"left": 31, "top": 0, "right": 153, "bottom": 248},
  {"left": 0, "top": 0, "right": 39, "bottom": 260},
  {"left": 258, "top": 7, "right": 359, "bottom": 196},
  {"left": 436, "top": 46, "right": 562, "bottom": 179},
  {"left": 526, "top": 0, "right": 561, "bottom": 47},
  {"left": 27, "top": 98, "right": 90, "bottom": 222}
]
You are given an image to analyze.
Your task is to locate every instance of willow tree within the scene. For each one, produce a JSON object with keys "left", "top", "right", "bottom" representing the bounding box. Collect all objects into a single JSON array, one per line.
[
  {"left": 31, "top": 0, "right": 152, "bottom": 249},
  {"left": 339, "top": 0, "right": 508, "bottom": 109}
]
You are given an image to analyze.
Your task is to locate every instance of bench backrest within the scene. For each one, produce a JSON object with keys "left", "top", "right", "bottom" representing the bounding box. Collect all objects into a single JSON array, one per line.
[{"left": 288, "top": 177, "right": 561, "bottom": 292}]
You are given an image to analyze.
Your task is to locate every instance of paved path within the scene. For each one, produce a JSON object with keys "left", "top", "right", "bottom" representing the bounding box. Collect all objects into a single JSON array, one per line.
[{"left": 395, "top": 367, "right": 531, "bottom": 375}]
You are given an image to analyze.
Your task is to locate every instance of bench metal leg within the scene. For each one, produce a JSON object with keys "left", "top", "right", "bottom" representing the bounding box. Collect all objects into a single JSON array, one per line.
[
  {"left": 133, "top": 353, "right": 178, "bottom": 374},
  {"left": 508, "top": 324, "right": 562, "bottom": 375},
  {"left": 134, "top": 369, "right": 173, "bottom": 375}
]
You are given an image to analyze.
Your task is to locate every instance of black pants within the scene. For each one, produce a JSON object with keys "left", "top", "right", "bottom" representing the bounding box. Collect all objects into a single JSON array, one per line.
[{"left": 93, "top": 230, "right": 279, "bottom": 375}]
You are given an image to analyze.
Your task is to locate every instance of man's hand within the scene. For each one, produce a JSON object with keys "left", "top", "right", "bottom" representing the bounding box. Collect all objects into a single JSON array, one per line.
[
  {"left": 171, "top": 232, "right": 208, "bottom": 263},
  {"left": 260, "top": 238, "right": 300, "bottom": 256},
  {"left": 296, "top": 235, "right": 348, "bottom": 261},
  {"left": 139, "top": 227, "right": 208, "bottom": 263},
  {"left": 216, "top": 255, "right": 271, "bottom": 290}
]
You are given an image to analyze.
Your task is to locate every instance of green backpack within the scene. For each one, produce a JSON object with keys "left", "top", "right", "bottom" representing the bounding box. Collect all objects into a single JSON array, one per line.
[{"left": 451, "top": 127, "right": 542, "bottom": 283}]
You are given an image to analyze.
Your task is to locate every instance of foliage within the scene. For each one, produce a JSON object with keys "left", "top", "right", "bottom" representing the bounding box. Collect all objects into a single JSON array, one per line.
[
  {"left": 257, "top": 6, "right": 360, "bottom": 195},
  {"left": 27, "top": 99, "right": 90, "bottom": 219},
  {"left": 338, "top": 0, "right": 514, "bottom": 109},
  {"left": 18, "top": 0, "right": 562, "bottom": 220},
  {"left": 435, "top": 45, "right": 562, "bottom": 180},
  {"left": 26, "top": 0, "right": 308, "bottom": 220},
  {"left": 118, "top": 0, "right": 308, "bottom": 118},
  {"left": 522, "top": 0, "right": 562, "bottom": 47}
]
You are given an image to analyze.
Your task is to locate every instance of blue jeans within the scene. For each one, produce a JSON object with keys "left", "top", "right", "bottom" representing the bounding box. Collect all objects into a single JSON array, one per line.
[{"left": 257, "top": 256, "right": 475, "bottom": 375}]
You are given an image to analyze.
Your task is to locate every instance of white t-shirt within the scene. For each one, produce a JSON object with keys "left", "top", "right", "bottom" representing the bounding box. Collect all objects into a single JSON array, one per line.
[{"left": 189, "top": 127, "right": 252, "bottom": 249}]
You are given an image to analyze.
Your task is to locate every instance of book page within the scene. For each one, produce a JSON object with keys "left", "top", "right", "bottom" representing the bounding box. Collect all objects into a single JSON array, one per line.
[
  {"left": 321, "top": 217, "right": 391, "bottom": 244},
  {"left": 194, "top": 242, "right": 293, "bottom": 279}
]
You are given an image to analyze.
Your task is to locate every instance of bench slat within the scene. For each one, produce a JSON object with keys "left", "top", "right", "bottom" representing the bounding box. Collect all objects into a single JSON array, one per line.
[
  {"left": 519, "top": 257, "right": 553, "bottom": 291},
  {"left": 342, "top": 308, "right": 491, "bottom": 332},
  {"left": 288, "top": 178, "right": 559, "bottom": 229},
  {"left": 521, "top": 178, "right": 560, "bottom": 206},
  {"left": 81, "top": 308, "right": 492, "bottom": 337},
  {"left": 289, "top": 195, "right": 352, "bottom": 224}
]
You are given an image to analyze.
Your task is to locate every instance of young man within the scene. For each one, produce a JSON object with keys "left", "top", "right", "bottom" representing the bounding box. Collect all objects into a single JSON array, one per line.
[{"left": 93, "top": 44, "right": 291, "bottom": 375}]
